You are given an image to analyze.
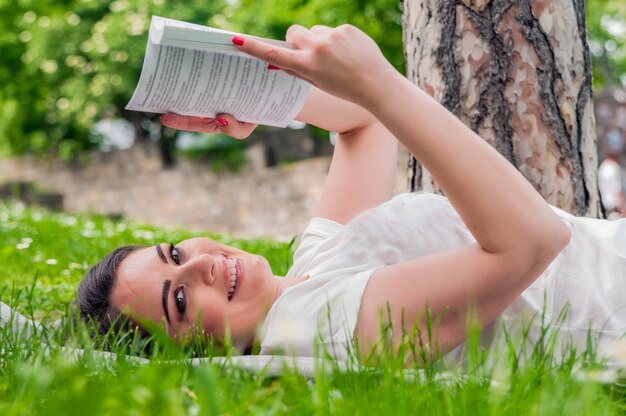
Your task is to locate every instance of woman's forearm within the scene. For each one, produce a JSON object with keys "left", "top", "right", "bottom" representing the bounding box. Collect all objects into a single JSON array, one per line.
[
  {"left": 296, "top": 86, "right": 376, "bottom": 133},
  {"left": 298, "top": 88, "right": 398, "bottom": 224}
]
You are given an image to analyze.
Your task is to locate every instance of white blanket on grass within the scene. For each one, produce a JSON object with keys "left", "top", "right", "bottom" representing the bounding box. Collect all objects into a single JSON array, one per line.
[
  {"left": 8, "top": 302, "right": 621, "bottom": 386},
  {"left": 0, "top": 301, "right": 342, "bottom": 376}
]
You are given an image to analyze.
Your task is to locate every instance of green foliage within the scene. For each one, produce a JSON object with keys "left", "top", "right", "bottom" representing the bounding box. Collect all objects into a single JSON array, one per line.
[
  {"left": 0, "top": 0, "right": 227, "bottom": 159},
  {"left": 586, "top": 0, "right": 626, "bottom": 88},
  {"left": 227, "top": 0, "right": 405, "bottom": 72}
]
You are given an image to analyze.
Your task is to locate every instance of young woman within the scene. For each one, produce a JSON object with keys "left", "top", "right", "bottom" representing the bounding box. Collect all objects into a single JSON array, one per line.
[{"left": 78, "top": 25, "right": 626, "bottom": 365}]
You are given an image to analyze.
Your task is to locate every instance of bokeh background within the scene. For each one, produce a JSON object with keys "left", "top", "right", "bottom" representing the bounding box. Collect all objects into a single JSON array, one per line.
[{"left": 0, "top": 0, "right": 624, "bottom": 236}]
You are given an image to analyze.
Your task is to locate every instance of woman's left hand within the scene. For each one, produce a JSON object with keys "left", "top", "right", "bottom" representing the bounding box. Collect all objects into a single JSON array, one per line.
[{"left": 160, "top": 113, "right": 258, "bottom": 140}]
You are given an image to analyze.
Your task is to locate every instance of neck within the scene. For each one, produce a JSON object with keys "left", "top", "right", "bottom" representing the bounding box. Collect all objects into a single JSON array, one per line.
[
  {"left": 238, "top": 275, "right": 309, "bottom": 353},
  {"left": 272, "top": 275, "right": 309, "bottom": 302}
]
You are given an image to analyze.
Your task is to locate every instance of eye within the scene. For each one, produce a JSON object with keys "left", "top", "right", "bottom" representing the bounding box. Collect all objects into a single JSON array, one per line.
[
  {"left": 169, "top": 243, "right": 181, "bottom": 265},
  {"left": 174, "top": 286, "right": 186, "bottom": 317}
]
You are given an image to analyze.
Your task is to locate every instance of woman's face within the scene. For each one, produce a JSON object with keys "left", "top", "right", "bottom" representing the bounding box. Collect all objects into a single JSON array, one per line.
[{"left": 111, "top": 237, "right": 278, "bottom": 347}]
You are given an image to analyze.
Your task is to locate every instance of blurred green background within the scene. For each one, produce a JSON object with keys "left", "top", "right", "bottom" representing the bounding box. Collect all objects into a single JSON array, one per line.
[{"left": 0, "top": 0, "right": 624, "bottom": 163}]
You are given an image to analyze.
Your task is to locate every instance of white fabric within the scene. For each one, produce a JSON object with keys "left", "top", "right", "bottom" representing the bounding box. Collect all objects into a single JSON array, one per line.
[
  {"left": 598, "top": 159, "right": 624, "bottom": 211},
  {"left": 1, "top": 301, "right": 45, "bottom": 337},
  {"left": 0, "top": 301, "right": 339, "bottom": 375},
  {"left": 259, "top": 192, "right": 626, "bottom": 362}
]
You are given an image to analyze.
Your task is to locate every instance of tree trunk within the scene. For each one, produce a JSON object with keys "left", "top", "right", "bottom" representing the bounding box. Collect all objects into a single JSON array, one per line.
[{"left": 403, "top": 0, "right": 601, "bottom": 217}]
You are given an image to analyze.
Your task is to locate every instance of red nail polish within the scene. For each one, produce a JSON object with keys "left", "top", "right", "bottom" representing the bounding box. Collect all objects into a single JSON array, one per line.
[
  {"left": 232, "top": 36, "right": 244, "bottom": 46},
  {"left": 267, "top": 64, "right": 280, "bottom": 70},
  {"left": 216, "top": 118, "right": 228, "bottom": 127}
]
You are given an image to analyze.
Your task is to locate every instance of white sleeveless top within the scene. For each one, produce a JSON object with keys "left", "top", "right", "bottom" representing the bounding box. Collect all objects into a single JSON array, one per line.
[{"left": 259, "top": 192, "right": 626, "bottom": 363}]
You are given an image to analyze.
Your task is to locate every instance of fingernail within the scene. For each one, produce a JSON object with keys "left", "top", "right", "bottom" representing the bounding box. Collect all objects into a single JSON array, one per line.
[
  {"left": 216, "top": 118, "right": 228, "bottom": 127},
  {"left": 160, "top": 114, "right": 170, "bottom": 124},
  {"left": 267, "top": 64, "right": 280, "bottom": 70},
  {"left": 232, "top": 36, "right": 244, "bottom": 46}
]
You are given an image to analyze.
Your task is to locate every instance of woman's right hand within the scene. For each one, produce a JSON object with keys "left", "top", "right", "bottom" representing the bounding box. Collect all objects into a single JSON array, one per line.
[
  {"left": 233, "top": 24, "right": 400, "bottom": 108},
  {"left": 160, "top": 113, "right": 258, "bottom": 140}
]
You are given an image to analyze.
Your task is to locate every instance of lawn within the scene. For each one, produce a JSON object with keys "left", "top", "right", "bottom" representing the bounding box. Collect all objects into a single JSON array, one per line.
[{"left": 1, "top": 201, "right": 625, "bottom": 415}]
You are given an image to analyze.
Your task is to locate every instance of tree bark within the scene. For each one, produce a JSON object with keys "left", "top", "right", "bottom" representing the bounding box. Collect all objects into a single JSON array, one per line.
[{"left": 403, "top": 0, "right": 601, "bottom": 217}]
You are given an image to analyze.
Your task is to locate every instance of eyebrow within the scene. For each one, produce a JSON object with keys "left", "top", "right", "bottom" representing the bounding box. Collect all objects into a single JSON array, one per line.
[
  {"left": 155, "top": 244, "right": 168, "bottom": 264},
  {"left": 162, "top": 279, "right": 172, "bottom": 325},
  {"left": 156, "top": 245, "right": 171, "bottom": 325}
]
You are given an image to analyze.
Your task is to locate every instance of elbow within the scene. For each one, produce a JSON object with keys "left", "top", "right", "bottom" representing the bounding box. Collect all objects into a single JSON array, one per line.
[
  {"left": 555, "top": 221, "right": 572, "bottom": 252},
  {"left": 547, "top": 217, "right": 571, "bottom": 253},
  {"left": 509, "top": 220, "right": 570, "bottom": 289},
  {"left": 550, "top": 220, "right": 571, "bottom": 257},
  {"left": 535, "top": 219, "right": 571, "bottom": 266},
  {"left": 337, "top": 118, "right": 376, "bottom": 136}
]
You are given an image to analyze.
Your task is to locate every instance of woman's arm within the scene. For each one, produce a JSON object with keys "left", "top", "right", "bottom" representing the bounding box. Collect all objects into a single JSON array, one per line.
[
  {"left": 357, "top": 74, "right": 571, "bottom": 358},
  {"left": 233, "top": 25, "right": 571, "bottom": 359},
  {"left": 299, "top": 88, "right": 398, "bottom": 224}
]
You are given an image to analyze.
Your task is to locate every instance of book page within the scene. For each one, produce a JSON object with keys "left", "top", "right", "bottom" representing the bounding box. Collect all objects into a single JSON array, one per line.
[
  {"left": 126, "top": 17, "right": 310, "bottom": 127},
  {"left": 154, "top": 16, "right": 291, "bottom": 56}
]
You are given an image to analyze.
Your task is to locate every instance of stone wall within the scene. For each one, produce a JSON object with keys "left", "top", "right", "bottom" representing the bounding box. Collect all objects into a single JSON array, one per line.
[{"left": 0, "top": 143, "right": 408, "bottom": 238}]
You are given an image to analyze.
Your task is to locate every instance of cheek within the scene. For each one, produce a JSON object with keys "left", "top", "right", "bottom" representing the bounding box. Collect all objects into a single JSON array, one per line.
[
  {"left": 249, "top": 255, "right": 271, "bottom": 276},
  {"left": 192, "top": 294, "right": 227, "bottom": 335}
]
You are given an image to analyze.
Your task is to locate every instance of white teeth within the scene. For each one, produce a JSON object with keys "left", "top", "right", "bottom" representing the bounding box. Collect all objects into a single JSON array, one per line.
[{"left": 227, "top": 258, "right": 237, "bottom": 299}]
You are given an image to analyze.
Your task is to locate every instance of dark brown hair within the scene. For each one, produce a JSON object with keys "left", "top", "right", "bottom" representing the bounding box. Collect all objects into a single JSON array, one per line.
[{"left": 76, "top": 245, "right": 149, "bottom": 339}]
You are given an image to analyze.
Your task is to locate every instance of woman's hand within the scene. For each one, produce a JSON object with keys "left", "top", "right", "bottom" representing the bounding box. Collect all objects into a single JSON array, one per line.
[
  {"left": 160, "top": 113, "right": 258, "bottom": 140},
  {"left": 233, "top": 25, "right": 400, "bottom": 108}
]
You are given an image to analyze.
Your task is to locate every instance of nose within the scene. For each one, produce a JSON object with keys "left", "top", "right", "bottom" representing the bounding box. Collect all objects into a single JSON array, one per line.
[{"left": 181, "top": 253, "right": 216, "bottom": 286}]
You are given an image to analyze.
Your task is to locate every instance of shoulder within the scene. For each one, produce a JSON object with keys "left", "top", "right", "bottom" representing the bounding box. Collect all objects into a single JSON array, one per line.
[{"left": 286, "top": 217, "right": 343, "bottom": 279}]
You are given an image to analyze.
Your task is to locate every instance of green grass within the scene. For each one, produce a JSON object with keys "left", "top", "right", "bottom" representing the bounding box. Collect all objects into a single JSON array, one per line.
[{"left": 1, "top": 201, "right": 626, "bottom": 415}]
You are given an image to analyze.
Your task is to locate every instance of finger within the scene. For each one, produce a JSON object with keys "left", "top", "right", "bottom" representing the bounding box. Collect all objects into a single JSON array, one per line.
[
  {"left": 285, "top": 24, "right": 316, "bottom": 49},
  {"left": 232, "top": 35, "right": 306, "bottom": 75},
  {"left": 214, "top": 114, "right": 258, "bottom": 140},
  {"left": 160, "top": 113, "right": 217, "bottom": 133}
]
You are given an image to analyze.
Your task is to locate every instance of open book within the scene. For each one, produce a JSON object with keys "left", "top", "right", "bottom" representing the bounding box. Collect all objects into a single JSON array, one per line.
[{"left": 126, "top": 16, "right": 311, "bottom": 127}]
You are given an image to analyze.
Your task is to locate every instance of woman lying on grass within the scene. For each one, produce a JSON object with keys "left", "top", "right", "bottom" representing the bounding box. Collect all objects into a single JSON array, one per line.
[{"left": 78, "top": 24, "right": 626, "bottom": 365}]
